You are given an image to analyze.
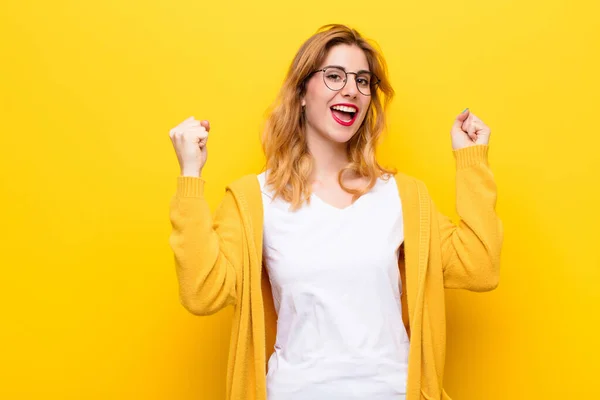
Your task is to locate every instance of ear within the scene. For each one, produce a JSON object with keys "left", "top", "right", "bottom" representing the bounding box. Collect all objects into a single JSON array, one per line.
[{"left": 301, "top": 99, "right": 306, "bottom": 107}]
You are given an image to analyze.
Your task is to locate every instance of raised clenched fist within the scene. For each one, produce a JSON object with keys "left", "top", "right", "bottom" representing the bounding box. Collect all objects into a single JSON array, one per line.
[
  {"left": 451, "top": 109, "right": 491, "bottom": 150},
  {"left": 169, "top": 117, "right": 210, "bottom": 177}
]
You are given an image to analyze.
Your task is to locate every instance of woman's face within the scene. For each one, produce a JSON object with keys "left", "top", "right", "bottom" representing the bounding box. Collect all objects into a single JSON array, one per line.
[{"left": 302, "top": 44, "right": 373, "bottom": 145}]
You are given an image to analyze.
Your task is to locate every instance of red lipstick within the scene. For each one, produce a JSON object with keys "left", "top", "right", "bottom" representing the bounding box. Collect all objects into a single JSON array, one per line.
[{"left": 330, "top": 103, "right": 359, "bottom": 127}]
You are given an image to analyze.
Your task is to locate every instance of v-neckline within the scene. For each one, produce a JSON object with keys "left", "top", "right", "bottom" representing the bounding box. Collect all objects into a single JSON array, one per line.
[
  {"left": 310, "top": 191, "right": 366, "bottom": 212},
  {"left": 308, "top": 176, "right": 380, "bottom": 212}
]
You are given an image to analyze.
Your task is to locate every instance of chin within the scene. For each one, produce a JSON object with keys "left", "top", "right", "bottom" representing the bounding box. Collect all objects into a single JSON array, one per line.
[
  {"left": 326, "top": 121, "right": 362, "bottom": 143},
  {"left": 307, "top": 116, "right": 364, "bottom": 145},
  {"left": 327, "top": 130, "right": 357, "bottom": 144}
]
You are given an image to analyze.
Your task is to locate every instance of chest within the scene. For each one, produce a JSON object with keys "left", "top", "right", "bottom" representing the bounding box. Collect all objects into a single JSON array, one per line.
[
  {"left": 310, "top": 176, "right": 370, "bottom": 210},
  {"left": 262, "top": 184, "right": 404, "bottom": 286}
]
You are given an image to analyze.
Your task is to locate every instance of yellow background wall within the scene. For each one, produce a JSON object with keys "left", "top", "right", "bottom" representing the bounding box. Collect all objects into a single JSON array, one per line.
[{"left": 1, "top": 0, "right": 599, "bottom": 399}]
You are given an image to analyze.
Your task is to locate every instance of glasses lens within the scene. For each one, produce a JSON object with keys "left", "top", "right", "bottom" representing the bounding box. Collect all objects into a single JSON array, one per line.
[
  {"left": 356, "top": 72, "right": 374, "bottom": 96},
  {"left": 322, "top": 67, "right": 346, "bottom": 91}
]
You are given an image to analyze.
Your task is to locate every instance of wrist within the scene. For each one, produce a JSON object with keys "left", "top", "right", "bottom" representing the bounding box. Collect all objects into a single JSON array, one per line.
[
  {"left": 181, "top": 167, "right": 202, "bottom": 178},
  {"left": 453, "top": 144, "right": 489, "bottom": 169}
]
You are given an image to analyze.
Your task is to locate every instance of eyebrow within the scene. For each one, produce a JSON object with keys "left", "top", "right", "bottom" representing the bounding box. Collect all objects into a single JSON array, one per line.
[{"left": 325, "top": 64, "right": 372, "bottom": 75}]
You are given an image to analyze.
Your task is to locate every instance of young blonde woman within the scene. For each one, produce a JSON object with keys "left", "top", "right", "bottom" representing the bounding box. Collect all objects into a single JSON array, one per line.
[{"left": 168, "top": 24, "right": 502, "bottom": 400}]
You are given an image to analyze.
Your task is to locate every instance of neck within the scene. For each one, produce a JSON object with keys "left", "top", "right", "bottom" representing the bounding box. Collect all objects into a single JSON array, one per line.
[{"left": 306, "top": 130, "right": 350, "bottom": 185}]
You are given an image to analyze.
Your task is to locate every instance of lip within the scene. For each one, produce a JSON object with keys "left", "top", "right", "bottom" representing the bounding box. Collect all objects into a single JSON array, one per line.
[{"left": 330, "top": 103, "right": 359, "bottom": 127}]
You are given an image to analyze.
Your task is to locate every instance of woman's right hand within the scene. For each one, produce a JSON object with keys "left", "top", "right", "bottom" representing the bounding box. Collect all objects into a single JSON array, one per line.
[{"left": 169, "top": 116, "right": 210, "bottom": 177}]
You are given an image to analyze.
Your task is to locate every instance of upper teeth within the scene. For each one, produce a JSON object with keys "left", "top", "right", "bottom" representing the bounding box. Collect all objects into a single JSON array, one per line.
[{"left": 332, "top": 105, "right": 357, "bottom": 113}]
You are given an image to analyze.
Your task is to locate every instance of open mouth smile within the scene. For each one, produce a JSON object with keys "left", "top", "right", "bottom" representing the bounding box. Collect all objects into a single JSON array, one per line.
[{"left": 330, "top": 103, "right": 359, "bottom": 126}]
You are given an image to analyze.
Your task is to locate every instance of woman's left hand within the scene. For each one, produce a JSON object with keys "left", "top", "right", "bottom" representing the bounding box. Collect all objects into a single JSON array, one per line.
[{"left": 451, "top": 108, "right": 491, "bottom": 150}]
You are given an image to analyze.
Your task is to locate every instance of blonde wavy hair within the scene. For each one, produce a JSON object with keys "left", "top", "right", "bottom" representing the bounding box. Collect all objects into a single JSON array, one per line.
[{"left": 261, "top": 24, "right": 396, "bottom": 210}]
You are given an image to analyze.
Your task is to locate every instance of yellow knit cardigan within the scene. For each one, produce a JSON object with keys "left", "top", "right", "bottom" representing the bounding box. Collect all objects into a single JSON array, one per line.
[{"left": 169, "top": 144, "right": 503, "bottom": 400}]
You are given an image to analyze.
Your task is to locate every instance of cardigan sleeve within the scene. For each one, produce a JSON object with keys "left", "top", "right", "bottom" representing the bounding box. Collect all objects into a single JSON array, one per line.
[
  {"left": 437, "top": 145, "right": 503, "bottom": 291},
  {"left": 168, "top": 176, "right": 244, "bottom": 315}
]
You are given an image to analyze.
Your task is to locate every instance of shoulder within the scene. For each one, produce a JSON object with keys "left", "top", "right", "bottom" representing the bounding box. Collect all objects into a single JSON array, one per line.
[
  {"left": 393, "top": 171, "right": 427, "bottom": 190},
  {"left": 391, "top": 171, "right": 432, "bottom": 204},
  {"left": 256, "top": 171, "right": 268, "bottom": 193},
  {"left": 227, "top": 173, "right": 262, "bottom": 194},
  {"left": 221, "top": 174, "right": 264, "bottom": 222},
  {"left": 226, "top": 172, "right": 271, "bottom": 206}
]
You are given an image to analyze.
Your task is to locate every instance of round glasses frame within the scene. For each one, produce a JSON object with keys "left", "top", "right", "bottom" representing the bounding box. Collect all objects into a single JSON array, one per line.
[{"left": 311, "top": 66, "right": 380, "bottom": 96}]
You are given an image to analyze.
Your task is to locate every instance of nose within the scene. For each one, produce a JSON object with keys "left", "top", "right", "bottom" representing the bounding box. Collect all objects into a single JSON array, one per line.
[{"left": 340, "top": 73, "right": 359, "bottom": 98}]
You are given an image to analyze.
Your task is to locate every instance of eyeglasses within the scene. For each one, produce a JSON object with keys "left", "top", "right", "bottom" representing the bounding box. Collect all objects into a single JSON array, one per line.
[{"left": 312, "top": 65, "right": 380, "bottom": 96}]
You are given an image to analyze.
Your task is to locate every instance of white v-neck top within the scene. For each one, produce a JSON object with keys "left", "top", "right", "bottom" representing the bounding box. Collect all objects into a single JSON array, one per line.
[{"left": 258, "top": 171, "right": 410, "bottom": 400}]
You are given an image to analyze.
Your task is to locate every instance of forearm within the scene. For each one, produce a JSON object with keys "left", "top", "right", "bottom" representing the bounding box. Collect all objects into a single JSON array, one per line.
[
  {"left": 440, "top": 145, "right": 503, "bottom": 291},
  {"left": 169, "top": 176, "right": 239, "bottom": 315}
]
